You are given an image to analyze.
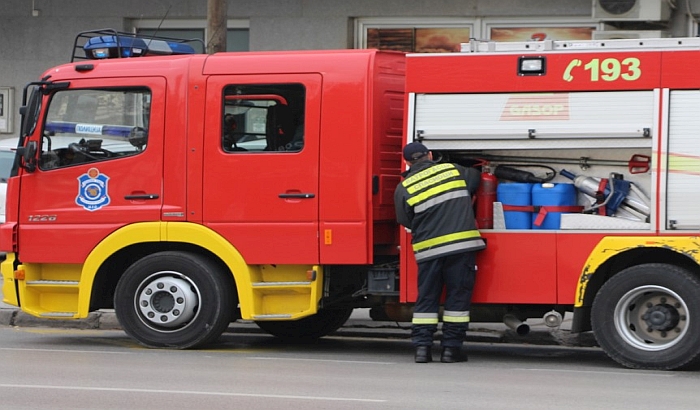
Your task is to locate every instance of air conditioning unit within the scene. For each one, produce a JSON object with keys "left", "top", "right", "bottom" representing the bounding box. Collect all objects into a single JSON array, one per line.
[
  {"left": 592, "top": 30, "right": 670, "bottom": 39},
  {"left": 592, "top": 0, "right": 672, "bottom": 21}
]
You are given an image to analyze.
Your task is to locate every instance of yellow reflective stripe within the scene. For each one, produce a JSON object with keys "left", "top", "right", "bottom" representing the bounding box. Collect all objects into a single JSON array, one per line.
[
  {"left": 414, "top": 240, "right": 484, "bottom": 261},
  {"left": 444, "top": 310, "right": 469, "bottom": 317},
  {"left": 413, "top": 230, "right": 481, "bottom": 252},
  {"left": 406, "top": 180, "right": 466, "bottom": 206},
  {"left": 414, "top": 190, "right": 468, "bottom": 214},
  {"left": 402, "top": 163, "right": 454, "bottom": 186},
  {"left": 406, "top": 170, "right": 460, "bottom": 194},
  {"left": 668, "top": 154, "right": 700, "bottom": 174},
  {"left": 412, "top": 317, "right": 440, "bottom": 325},
  {"left": 443, "top": 316, "right": 470, "bottom": 323}
]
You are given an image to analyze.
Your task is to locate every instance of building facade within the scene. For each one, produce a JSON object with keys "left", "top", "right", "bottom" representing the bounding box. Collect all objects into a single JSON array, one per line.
[{"left": 0, "top": 0, "right": 696, "bottom": 135}]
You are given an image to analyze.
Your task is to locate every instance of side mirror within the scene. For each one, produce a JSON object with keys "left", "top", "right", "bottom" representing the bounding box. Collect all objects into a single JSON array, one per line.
[
  {"left": 20, "top": 87, "right": 41, "bottom": 138},
  {"left": 16, "top": 141, "right": 37, "bottom": 173}
]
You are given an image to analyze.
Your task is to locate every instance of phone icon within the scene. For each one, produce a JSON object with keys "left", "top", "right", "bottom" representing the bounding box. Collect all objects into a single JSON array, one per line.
[{"left": 563, "top": 59, "right": 582, "bottom": 82}]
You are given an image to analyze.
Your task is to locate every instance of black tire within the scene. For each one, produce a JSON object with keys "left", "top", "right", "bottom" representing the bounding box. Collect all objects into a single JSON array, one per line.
[
  {"left": 591, "top": 263, "right": 700, "bottom": 370},
  {"left": 255, "top": 308, "right": 354, "bottom": 340},
  {"left": 114, "top": 251, "right": 235, "bottom": 349}
]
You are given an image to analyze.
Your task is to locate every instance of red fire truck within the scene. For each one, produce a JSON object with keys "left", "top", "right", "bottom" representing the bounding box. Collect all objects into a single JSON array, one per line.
[{"left": 3, "top": 30, "right": 700, "bottom": 370}]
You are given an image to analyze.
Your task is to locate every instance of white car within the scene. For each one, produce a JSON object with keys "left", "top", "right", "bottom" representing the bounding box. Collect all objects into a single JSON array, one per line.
[{"left": 0, "top": 138, "right": 18, "bottom": 224}]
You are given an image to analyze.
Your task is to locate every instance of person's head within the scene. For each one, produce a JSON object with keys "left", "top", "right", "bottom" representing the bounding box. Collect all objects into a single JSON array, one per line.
[
  {"left": 224, "top": 114, "right": 237, "bottom": 134},
  {"left": 403, "top": 142, "right": 431, "bottom": 165},
  {"left": 223, "top": 114, "right": 237, "bottom": 147}
]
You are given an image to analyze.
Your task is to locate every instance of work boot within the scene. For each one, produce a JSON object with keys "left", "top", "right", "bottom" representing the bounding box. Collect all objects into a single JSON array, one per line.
[
  {"left": 440, "top": 347, "right": 467, "bottom": 363},
  {"left": 414, "top": 346, "right": 432, "bottom": 363}
]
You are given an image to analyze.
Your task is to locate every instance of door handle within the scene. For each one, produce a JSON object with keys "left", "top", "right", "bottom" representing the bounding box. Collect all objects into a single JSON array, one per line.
[
  {"left": 125, "top": 194, "right": 160, "bottom": 200},
  {"left": 278, "top": 193, "right": 315, "bottom": 199}
]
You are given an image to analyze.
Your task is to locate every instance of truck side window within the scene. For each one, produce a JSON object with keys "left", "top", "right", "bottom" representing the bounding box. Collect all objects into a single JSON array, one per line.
[
  {"left": 39, "top": 88, "right": 151, "bottom": 170},
  {"left": 222, "top": 84, "right": 305, "bottom": 153}
]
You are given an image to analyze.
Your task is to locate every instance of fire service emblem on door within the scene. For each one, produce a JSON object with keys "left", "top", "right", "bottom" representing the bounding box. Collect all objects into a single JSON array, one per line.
[{"left": 76, "top": 168, "right": 111, "bottom": 211}]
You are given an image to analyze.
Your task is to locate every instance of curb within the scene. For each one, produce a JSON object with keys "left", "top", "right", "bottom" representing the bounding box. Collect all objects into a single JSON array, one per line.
[
  {"left": 0, "top": 309, "right": 121, "bottom": 330},
  {"left": 0, "top": 307, "right": 598, "bottom": 348}
]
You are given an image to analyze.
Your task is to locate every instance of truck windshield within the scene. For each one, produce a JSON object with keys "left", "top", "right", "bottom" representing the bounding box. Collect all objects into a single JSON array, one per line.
[{"left": 39, "top": 88, "right": 151, "bottom": 170}]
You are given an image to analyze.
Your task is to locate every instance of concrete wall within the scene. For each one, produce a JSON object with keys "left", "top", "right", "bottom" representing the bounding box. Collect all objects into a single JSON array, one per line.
[{"left": 0, "top": 0, "right": 694, "bottom": 135}]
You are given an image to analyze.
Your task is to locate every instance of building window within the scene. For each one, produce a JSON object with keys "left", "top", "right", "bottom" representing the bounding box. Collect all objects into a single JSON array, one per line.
[
  {"left": 226, "top": 29, "right": 250, "bottom": 52},
  {"left": 356, "top": 18, "right": 475, "bottom": 53},
  {"left": 355, "top": 17, "right": 601, "bottom": 52},
  {"left": 367, "top": 27, "right": 473, "bottom": 52},
  {"left": 484, "top": 19, "right": 600, "bottom": 41},
  {"left": 132, "top": 19, "right": 250, "bottom": 52}
]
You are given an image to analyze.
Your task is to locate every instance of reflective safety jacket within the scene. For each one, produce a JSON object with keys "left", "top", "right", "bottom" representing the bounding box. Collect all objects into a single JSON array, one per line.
[{"left": 394, "top": 160, "right": 486, "bottom": 262}]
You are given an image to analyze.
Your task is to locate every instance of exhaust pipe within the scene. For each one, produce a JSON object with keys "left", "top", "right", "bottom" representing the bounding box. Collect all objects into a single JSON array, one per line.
[{"left": 503, "top": 314, "right": 530, "bottom": 336}]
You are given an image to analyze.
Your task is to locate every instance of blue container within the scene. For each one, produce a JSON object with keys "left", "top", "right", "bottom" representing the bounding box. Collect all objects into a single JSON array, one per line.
[
  {"left": 497, "top": 183, "right": 533, "bottom": 229},
  {"left": 531, "top": 183, "right": 577, "bottom": 230}
]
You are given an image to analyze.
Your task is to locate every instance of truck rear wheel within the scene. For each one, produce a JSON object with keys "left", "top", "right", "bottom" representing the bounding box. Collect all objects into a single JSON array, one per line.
[
  {"left": 255, "top": 308, "right": 353, "bottom": 340},
  {"left": 114, "top": 251, "right": 234, "bottom": 349},
  {"left": 591, "top": 263, "right": 700, "bottom": 370}
]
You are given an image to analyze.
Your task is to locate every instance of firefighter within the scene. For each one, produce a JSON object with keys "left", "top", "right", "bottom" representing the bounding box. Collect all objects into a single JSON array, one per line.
[{"left": 394, "top": 142, "right": 486, "bottom": 363}]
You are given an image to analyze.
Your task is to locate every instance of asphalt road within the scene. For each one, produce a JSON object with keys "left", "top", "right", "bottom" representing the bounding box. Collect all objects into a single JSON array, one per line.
[{"left": 0, "top": 326, "right": 698, "bottom": 410}]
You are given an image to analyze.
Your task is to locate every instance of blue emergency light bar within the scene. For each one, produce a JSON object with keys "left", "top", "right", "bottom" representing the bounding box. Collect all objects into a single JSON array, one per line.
[
  {"left": 83, "top": 36, "right": 196, "bottom": 59},
  {"left": 72, "top": 29, "right": 203, "bottom": 62}
]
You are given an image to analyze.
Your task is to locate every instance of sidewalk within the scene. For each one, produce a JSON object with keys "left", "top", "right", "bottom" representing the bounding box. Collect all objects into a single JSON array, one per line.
[{"left": 0, "top": 305, "right": 598, "bottom": 348}]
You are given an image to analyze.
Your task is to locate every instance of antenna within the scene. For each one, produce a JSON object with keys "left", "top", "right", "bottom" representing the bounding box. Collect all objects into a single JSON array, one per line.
[{"left": 144, "top": 4, "right": 172, "bottom": 54}]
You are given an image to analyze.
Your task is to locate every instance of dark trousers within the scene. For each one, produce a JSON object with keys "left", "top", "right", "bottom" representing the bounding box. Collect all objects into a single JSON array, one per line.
[{"left": 412, "top": 252, "right": 477, "bottom": 348}]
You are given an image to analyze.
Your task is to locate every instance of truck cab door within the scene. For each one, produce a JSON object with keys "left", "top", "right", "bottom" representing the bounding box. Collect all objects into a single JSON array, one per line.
[
  {"left": 202, "top": 75, "right": 321, "bottom": 264},
  {"left": 16, "top": 78, "right": 165, "bottom": 262}
]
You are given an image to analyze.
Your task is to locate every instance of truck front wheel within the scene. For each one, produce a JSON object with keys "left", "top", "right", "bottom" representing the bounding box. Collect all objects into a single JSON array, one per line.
[
  {"left": 114, "top": 251, "right": 234, "bottom": 349},
  {"left": 591, "top": 263, "right": 700, "bottom": 370},
  {"left": 255, "top": 308, "right": 353, "bottom": 340}
]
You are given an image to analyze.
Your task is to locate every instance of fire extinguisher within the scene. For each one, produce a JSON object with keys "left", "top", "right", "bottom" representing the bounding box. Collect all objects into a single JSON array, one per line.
[{"left": 476, "top": 165, "right": 497, "bottom": 229}]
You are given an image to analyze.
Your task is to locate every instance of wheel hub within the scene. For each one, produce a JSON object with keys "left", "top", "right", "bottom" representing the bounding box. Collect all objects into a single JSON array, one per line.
[
  {"left": 643, "top": 304, "right": 680, "bottom": 331},
  {"left": 614, "top": 285, "right": 688, "bottom": 351},
  {"left": 137, "top": 275, "right": 199, "bottom": 328}
]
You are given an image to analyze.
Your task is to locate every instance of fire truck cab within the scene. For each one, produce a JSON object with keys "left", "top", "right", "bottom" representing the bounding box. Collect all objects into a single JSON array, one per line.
[{"left": 2, "top": 30, "right": 405, "bottom": 349}]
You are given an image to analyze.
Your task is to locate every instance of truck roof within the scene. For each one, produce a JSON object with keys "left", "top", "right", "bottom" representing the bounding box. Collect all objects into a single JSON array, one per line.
[{"left": 45, "top": 48, "right": 402, "bottom": 81}]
